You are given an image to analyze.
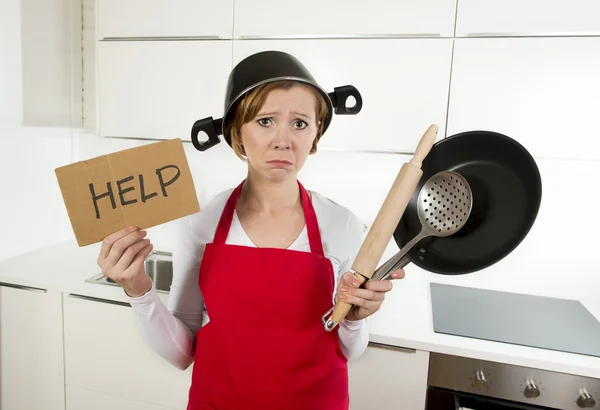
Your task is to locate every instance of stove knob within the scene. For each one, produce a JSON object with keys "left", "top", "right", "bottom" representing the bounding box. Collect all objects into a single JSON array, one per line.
[
  {"left": 474, "top": 370, "right": 488, "bottom": 390},
  {"left": 524, "top": 380, "right": 540, "bottom": 398},
  {"left": 577, "top": 390, "right": 596, "bottom": 408}
]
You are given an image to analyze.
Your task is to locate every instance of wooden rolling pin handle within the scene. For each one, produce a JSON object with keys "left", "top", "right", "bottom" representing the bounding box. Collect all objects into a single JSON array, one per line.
[
  {"left": 323, "top": 124, "right": 438, "bottom": 331},
  {"left": 410, "top": 124, "right": 438, "bottom": 168},
  {"left": 330, "top": 272, "right": 368, "bottom": 324}
]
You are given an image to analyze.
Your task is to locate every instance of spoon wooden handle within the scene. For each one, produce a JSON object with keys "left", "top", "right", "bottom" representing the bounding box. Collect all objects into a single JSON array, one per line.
[{"left": 326, "top": 125, "right": 438, "bottom": 328}]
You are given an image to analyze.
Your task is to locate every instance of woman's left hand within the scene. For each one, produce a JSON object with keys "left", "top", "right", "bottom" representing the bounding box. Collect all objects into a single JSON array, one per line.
[{"left": 335, "top": 269, "right": 405, "bottom": 322}]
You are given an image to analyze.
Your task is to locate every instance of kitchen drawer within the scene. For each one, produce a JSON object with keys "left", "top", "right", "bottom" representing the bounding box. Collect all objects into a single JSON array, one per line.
[
  {"left": 66, "top": 385, "right": 176, "bottom": 410},
  {"left": 234, "top": 0, "right": 456, "bottom": 38},
  {"left": 447, "top": 37, "right": 600, "bottom": 161},
  {"left": 97, "top": 40, "right": 231, "bottom": 141},
  {"left": 0, "top": 284, "right": 65, "bottom": 410},
  {"left": 97, "top": 0, "right": 233, "bottom": 39},
  {"left": 63, "top": 293, "right": 192, "bottom": 410},
  {"left": 348, "top": 342, "right": 429, "bottom": 410},
  {"left": 456, "top": 0, "right": 600, "bottom": 37}
]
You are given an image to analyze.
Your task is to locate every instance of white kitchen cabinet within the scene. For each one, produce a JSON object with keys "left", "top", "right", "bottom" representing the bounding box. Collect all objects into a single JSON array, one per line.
[
  {"left": 348, "top": 342, "right": 429, "bottom": 410},
  {"left": 97, "top": 40, "right": 231, "bottom": 141},
  {"left": 233, "top": 39, "right": 452, "bottom": 153},
  {"left": 447, "top": 37, "right": 600, "bottom": 161},
  {"left": 96, "top": 0, "right": 234, "bottom": 39},
  {"left": 20, "top": 0, "right": 82, "bottom": 128},
  {"left": 455, "top": 0, "right": 600, "bottom": 37},
  {"left": 234, "top": 0, "right": 457, "bottom": 38},
  {"left": 66, "top": 385, "right": 175, "bottom": 410},
  {"left": 63, "top": 293, "right": 193, "bottom": 410},
  {"left": 0, "top": 283, "right": 65, "bottom": 410}
]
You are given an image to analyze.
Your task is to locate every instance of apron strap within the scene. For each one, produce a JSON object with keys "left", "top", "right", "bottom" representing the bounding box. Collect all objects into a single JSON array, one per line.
[
  {"left": 298, "top": 181, "right": 325, "bottom": 257},
  {"left": 213, "top": 181, "right": 244, "bottom": 245},
  {"left": 212, "top": 180, "right": 326, "bottom": 258}
]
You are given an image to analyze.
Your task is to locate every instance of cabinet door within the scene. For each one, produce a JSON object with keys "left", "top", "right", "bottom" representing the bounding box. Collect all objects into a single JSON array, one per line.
[
  {"left": 348, "top": 343, "right": 429, "bottom": 410},
  {"left": 447, "top": 37, "right": 600, "bottom": 161},
  {"left": 234, "top": 0, "right": 457, "bottom": 38},
  {"left": 233, "top": 39, "right": 452, "bottom": 153},
  {"left": 0, "top": 284, "right": 65, "bottom": 410},
  {"left": 63, "top": 293, "right": 192, "bottom": 410},
  {"left": 456, "top": 0, "right": 600, "bottom": 37},
  {"left": 97, "top": 40, "right": 231, "bottom": 141},
  {"left": 97, "top": 0, "right": 234, "bottom": 39},
  {"left": 66, "top": 385, "right": 175, "bottom": 410}
]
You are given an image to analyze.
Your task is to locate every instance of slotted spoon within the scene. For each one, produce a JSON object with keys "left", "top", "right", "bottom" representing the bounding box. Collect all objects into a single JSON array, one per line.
[{"left": 371, "top": 170, "right": 473, "bottom": 281}]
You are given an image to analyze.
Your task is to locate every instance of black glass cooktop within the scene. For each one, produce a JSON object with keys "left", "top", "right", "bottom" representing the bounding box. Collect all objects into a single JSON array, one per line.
[{"left": 431, "top": 283, "right": 600, "bottom": 357}]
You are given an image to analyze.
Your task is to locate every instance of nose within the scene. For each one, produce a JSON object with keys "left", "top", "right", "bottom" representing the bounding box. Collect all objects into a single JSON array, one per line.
[{"left": 273, "top": 125, "right": 292, "bottom": 150}]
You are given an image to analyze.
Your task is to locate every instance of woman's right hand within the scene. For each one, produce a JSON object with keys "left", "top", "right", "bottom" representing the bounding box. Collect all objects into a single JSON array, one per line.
[{"left": 97, "top": 226, "right": 154, "bottom": 298}]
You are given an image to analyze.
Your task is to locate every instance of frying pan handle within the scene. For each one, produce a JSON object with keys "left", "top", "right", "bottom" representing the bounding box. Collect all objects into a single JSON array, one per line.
[
  {"left": 191, "top": 116, "right": 223, "bottom": 151},
  {"left": 328, "top": 86, "right": 363, "bottom": 115},
  {"left": 371, "top": 254, "right": 411, "bottom": 281}
]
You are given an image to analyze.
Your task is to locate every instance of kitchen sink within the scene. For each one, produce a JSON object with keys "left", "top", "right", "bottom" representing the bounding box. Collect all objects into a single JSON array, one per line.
[{"left": 86, "top": 250, "right": 173, "bottom": 293}]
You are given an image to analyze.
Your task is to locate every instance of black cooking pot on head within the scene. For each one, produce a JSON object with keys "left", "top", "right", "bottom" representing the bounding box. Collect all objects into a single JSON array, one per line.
[{"left": 190, "top": 50, "right": 363, "bottom": 152}]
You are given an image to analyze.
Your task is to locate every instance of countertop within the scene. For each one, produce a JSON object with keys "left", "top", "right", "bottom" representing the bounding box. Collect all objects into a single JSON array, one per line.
[
  {"left": 1, "top": 240, "right": 599, "bottom": 380},
  {"left": 0, "top": 240, "right": 170, "bottom": 306}
]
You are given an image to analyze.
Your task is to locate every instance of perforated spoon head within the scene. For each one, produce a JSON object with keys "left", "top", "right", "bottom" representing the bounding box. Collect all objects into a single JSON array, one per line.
[{"left": 418, "top": 171, "right": 473, "bottom": 237}]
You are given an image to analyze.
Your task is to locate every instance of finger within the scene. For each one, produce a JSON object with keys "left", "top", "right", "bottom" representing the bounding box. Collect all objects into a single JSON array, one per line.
[
  {"left": 343, "top": 287, "right": 384, "bottom": 303},
  {"left": 126, "top": 242, "right": 154, "bottom": 274},
  {"left": 340, "top": 291, "right": 382, "bottom": 309},
  {"left": 340, "top": 272, "right": 361, "bottom": 289},
  {"left": 113, "top": 238, "right": 152, "bottom": 274},
  {"left": 364, "top": 279, "right": 394, "bottom": 292},
  {"left": 390, "top": 269, "right": 405, "bottom": 279},
  {"left": 105, "top": 229, "right": 147, "bottom": 268},
  {"left": 99, "top": 226, "right": 138, "bottom": 263}
]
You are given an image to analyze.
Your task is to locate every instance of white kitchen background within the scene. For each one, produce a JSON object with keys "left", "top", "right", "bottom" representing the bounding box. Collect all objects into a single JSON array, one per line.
[{"left": 2, "top": 0, "right": 599, "bottom": 303}]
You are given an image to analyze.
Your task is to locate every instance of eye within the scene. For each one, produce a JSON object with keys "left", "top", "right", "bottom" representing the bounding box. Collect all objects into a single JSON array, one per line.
[
  {"left": 257, "top": 118, "right": 272, "bottom": 127},
  {"left": 294, "top": 120, "right": 308, "bottom": 129}
]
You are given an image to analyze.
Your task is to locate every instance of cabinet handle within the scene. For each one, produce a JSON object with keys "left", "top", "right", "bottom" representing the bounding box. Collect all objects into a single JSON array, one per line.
[
  {"left": 0, "top": 281, "right": 47, "bottom": 293},
  {"left": 100, "top": 35, "right": 223, "bottom": 42},
  {"left": 239, "top": 33, "right": 442, "bottom": 40},
  {"left": 466, "top": 31, "right": 600, "bottom": 38},
  {"left": 68, "top": 293, "right": 131, "bottom": 308},
  {"left": 368, "top": 341, "right": 416, "bottom": 354}
]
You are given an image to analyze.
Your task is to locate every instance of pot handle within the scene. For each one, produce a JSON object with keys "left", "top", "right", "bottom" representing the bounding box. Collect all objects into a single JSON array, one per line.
[
  {"left": 191, "top": 117, "right": 223, "bottom": 151},
  {"left": 329, "top": 85, "right": 363, "bottom": 115}
]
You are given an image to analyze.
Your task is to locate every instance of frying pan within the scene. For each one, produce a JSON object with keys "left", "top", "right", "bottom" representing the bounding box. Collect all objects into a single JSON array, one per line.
[{"left": 392, "top": 130, "right": 542, "bottom": 275}]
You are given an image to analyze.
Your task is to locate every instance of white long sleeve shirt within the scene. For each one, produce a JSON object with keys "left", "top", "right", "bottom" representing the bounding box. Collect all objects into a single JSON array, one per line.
[{"left": 126, "top": 187, "right": 370, "bottom": 371}]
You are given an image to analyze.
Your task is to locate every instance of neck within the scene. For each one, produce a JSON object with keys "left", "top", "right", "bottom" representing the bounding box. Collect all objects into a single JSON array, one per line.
[{"left": 239, "top": 171, "right": 301, "bottom": 214}]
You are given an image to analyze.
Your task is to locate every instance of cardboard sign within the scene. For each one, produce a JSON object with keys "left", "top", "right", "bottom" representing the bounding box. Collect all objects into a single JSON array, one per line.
[{"left": 55, "top": 138, "right": 200, "bottom": 246}]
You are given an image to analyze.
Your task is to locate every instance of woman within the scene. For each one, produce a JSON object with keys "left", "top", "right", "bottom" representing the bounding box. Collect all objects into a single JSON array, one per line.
[{"left": 96, "top": 51, "right": 405, "bottom": 410}]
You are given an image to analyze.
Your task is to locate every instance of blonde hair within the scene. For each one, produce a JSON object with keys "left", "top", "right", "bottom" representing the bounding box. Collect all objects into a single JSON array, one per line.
[{"left": 224, "top": 80, "right": 329, "bottom": 161}]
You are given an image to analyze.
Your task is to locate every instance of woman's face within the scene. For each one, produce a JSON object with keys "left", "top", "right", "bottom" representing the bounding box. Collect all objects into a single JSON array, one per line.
[{"left": 240, "top": 86, "right": 319, "bottom": 182}]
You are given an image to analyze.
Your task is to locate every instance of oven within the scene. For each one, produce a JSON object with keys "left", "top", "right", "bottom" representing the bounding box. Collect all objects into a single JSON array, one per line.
[{"left": 425, "top": 352, "right": 600, "bottom": 410}]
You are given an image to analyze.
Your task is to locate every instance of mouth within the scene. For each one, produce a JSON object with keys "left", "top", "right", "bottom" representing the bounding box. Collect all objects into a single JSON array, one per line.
[{"left": 267, "top": 160, "right": 293, "bottom": 167}]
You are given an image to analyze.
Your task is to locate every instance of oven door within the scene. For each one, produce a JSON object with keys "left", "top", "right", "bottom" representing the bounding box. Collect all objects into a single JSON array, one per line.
[{"left": 426, "top": 387, "right": 559, "bottom": 410}]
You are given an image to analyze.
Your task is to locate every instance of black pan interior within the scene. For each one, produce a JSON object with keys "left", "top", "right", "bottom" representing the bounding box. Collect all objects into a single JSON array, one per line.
[{"left": 393, "top": 130, "right": 542, "bottom": 275}]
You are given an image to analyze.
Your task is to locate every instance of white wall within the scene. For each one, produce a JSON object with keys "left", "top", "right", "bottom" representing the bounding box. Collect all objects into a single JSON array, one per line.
[{"left": 0, "top": 0, "right": 76, "bottom": 260}]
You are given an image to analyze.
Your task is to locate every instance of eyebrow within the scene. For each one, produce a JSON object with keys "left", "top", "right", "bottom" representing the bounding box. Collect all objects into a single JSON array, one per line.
[{"left": 257, "top": 111, "right": 312, "bottom": 120}]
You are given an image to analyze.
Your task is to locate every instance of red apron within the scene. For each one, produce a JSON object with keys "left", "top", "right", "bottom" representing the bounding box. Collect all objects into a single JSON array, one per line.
[{"left": 187, "top": 180, "right": 349, "bottom": 410}]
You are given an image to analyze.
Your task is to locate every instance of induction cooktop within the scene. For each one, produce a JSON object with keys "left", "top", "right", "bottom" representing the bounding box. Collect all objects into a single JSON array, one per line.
[{"left": 430, "top": 283, "right": 600, "bottom": 357}]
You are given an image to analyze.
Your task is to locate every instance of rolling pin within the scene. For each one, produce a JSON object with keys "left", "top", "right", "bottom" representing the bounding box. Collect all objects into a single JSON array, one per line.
[{"left": 322, "top": 124, "right": 438, "bottom": 331}]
